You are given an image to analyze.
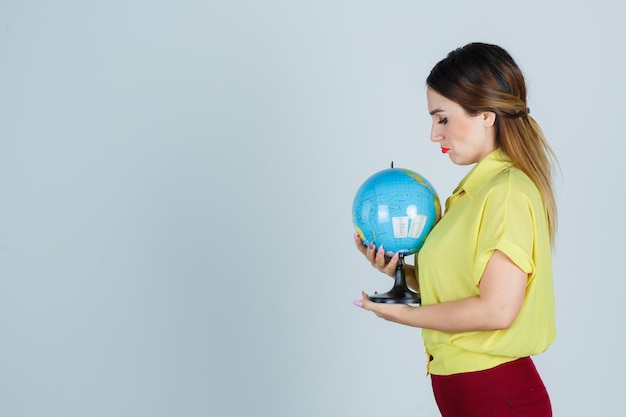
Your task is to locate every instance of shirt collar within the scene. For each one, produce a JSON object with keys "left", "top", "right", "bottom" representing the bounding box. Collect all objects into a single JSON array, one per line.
[{"left": 451, "top": 148, "right": 514, "bottom": 198}]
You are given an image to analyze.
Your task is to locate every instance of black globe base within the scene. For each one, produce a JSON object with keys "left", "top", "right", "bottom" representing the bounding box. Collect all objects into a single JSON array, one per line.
[
  {"left": 368, "top": 254, "right": 421, "bottom": 305},
  {"left": 368, "top": 289, "right": 420, "bottom": 304}
]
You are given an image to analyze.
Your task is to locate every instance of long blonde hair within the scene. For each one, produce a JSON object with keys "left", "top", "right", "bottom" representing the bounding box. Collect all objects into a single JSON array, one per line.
[{"left": 427, "top": 43, "right": 558, "bottom": 244}]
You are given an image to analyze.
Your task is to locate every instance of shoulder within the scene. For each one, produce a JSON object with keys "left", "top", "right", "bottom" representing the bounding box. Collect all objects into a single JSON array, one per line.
[
  {"left": 490, "top": 166, "right": 538, "bottom": 194},
  {"left": 481, "top": 166, "right": 543, "bottom": 209}
]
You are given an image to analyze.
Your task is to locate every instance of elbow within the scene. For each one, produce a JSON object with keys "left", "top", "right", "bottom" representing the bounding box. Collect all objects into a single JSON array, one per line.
[{"left": 489, "top": 310, "right": 519, "bottom": 330}]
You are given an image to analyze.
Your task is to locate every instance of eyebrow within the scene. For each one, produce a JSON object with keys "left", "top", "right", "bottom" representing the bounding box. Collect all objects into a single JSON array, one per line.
[{"left": 429, "top": 109, "right": 444, "bottom": 116}]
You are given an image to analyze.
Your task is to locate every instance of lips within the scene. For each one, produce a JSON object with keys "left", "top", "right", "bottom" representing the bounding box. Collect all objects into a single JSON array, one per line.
[{"left": 441, "top": 147, "right": 450, "bottom": 154}]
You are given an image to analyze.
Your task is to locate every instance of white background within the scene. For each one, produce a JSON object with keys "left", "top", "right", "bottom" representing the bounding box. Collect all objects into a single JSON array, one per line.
[{"left": 1, "top": 1, "right": 624, "bottom": 416}]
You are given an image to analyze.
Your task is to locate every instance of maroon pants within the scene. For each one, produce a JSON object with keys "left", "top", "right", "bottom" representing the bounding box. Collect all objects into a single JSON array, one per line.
[{"left": 431, "top": 357, "right": 552, "bottom": 417}]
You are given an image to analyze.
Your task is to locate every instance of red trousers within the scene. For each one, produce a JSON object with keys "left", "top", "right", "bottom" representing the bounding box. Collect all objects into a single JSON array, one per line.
[{"left": 431, "top": 357, "right": 552, "bottom": 417}]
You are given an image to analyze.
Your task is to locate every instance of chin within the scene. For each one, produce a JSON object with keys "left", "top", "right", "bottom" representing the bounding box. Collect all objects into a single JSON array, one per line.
[{"left": 449, "top": 155, "right": 474, "bottom": 166}]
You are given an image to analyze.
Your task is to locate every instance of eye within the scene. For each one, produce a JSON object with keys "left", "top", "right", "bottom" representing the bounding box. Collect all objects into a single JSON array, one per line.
[{"left": 438, "top": 117, "right": 448, "bottom": 125}]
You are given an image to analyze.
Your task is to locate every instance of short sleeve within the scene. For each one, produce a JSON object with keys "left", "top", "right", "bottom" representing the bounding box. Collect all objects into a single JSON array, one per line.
[{"left": 472, "top": 180, "right": 536, "bottom": 285}]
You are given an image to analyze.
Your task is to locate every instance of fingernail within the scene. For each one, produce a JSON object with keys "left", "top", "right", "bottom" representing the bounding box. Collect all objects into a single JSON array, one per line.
[
  {"left": 353, "top": 300, "right": 363, "bottom": 307},
  {"left": 378, "top": 245, "right": 384, "bottom": 253},
  {"left": 392, "top": 252, "right": 399, "bottom": 260}
]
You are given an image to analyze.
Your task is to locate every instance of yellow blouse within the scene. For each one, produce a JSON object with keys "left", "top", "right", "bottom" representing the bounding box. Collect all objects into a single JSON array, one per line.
[{"left": 417, "top": 148, "right": 556, "bottom": 375}]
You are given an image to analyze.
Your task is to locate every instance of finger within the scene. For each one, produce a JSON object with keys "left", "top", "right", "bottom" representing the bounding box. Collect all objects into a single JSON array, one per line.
[
  {"left": 361, "top": 290, "right": 372, "bottom": 309},
  {"left": 375, "top": 245, "right": 388, "bottom": 270},
  {"left": 353, "top": 290, "right": 369, "bottom": 308},
  {"left": 354, "top": 233, "right": 367, "bottom": 254},
  {"left": 383, "top": 252, "right": 400, "bottom": 276},
  {"left": 365, "top": 241, "right": 377, "bottom": 264}
]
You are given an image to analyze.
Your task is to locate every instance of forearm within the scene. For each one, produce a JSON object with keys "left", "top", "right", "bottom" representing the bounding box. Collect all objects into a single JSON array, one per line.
[
  {"left": 359, "top": 250, "right": 526, "bottom": 333},
  {"left": 390, "top": 296, "right": 514, "bottom": 332}
]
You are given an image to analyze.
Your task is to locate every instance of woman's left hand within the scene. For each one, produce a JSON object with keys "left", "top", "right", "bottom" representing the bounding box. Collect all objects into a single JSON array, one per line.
[{"left": 353, "top": 291, "right": 412, "bottom": 322}]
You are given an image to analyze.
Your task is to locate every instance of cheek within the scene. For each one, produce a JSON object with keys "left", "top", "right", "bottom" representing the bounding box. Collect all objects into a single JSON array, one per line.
[{"left": 450, "top": 120, "right": 476, "bottom": 143}]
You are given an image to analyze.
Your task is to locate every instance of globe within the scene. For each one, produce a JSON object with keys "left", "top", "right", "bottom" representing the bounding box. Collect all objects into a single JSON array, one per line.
[{"left": 352, "top": 167, "right": 441, "bottom": 256}]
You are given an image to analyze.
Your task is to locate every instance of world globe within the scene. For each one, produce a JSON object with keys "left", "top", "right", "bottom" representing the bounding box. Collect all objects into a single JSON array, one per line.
[{"left": 352, "top": 167, "right": 441, "bottom": 256}]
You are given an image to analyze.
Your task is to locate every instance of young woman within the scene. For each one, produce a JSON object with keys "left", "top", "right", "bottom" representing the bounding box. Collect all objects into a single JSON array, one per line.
[{"left": 354, "top": 43, "right": 557, "bottom": 417}]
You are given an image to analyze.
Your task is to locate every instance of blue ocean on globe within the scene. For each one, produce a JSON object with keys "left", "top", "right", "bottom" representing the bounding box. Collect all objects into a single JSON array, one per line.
[{"left": 352, "top": 168, "right": 441, "bottom": 255}]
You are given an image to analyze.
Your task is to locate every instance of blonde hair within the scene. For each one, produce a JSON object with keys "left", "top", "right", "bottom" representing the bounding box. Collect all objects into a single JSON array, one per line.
[{"left": 427, "top": 43, "right": 558, "bottom": 244}]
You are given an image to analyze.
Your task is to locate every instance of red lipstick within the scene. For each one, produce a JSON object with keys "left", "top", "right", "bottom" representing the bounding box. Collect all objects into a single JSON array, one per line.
[{"left": 441, "top": 147, "right": 450, "bottom": 154}]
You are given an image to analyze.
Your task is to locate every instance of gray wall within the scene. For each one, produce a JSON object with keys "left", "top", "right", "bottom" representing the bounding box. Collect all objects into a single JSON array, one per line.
[{"left": 1, "top": 1, "right": 624, "bottom": 416}]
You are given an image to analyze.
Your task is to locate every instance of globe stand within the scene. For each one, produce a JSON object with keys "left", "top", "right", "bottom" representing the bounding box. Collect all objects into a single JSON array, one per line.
[{"left": 368, "top": 254, "right": 421, "bottom": 304}]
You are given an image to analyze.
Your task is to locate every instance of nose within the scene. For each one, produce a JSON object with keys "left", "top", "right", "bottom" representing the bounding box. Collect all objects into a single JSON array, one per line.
[{"left": 430, "top": 123, "right": 443, "bottom": 143}]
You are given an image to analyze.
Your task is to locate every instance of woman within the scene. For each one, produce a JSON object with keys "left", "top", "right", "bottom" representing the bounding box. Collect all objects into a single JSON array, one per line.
[{"left": 354, "top": 43, "right": 557, "bottom": 417}]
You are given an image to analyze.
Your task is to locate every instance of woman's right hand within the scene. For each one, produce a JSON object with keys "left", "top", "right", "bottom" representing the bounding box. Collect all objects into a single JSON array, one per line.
[{"left": 353, "top": 233, "right": 400, "bottom": 277}]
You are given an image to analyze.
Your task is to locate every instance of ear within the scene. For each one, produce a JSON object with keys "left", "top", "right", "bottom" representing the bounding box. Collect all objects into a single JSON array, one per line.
[{"left": 482, "top": 111, "right": 496, "bottom": 128}]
